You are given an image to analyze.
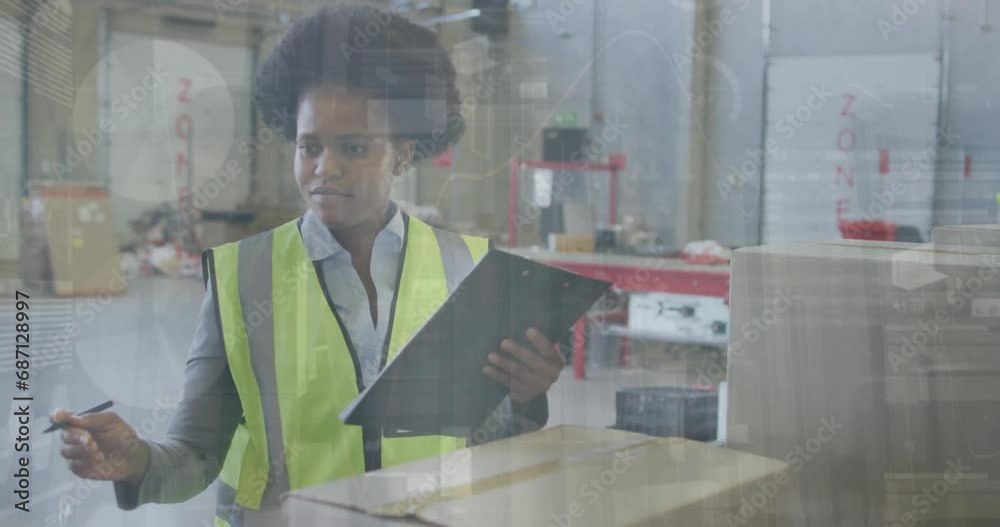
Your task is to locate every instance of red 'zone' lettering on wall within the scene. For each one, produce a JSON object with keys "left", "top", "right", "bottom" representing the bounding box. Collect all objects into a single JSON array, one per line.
[
  {"left": 178, "top": 78, "right": 193, "bottom": 103},
  {"left": 840, "top": 93, "right": 856, "bottom": 117},
  {"left": 835, "top": 166, "right": 855, "bottom": 187},
  {"left": 834, "top": 92, "right": 856, "bottom": 224},
  {"left": 176, "top": 78, "right": 194, "bottom": 219},
  {"left": 176, "top": 151, "right": 189, "bottom": 179},
  {"left": 175, "top": 114, "right": 193, "bottom": 140},
  {"left": 836, "top": 129, "right": 856, "bottom": 152},
  {"left": 835, "top": 198, "right": 849, "bottom": 222}
]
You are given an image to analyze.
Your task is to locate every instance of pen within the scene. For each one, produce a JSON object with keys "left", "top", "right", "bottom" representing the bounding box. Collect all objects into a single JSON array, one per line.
[{"left": 43, "top": 400, "right": 114, "bottom": 434}]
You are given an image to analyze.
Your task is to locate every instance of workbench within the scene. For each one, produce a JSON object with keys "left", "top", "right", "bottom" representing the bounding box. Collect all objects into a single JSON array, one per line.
[{"left": 506, "top": 249, "right": 731, "bottom": 379}]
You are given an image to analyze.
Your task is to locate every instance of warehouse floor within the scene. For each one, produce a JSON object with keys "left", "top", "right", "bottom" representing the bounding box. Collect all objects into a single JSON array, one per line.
[{"left": 0, "top": 277, "right": 699, "bottom": 526}]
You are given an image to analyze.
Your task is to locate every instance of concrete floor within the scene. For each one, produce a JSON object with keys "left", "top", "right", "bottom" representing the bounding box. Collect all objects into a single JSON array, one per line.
[{"left": 0, "top": 276, "right": 703, "bottom": 526}]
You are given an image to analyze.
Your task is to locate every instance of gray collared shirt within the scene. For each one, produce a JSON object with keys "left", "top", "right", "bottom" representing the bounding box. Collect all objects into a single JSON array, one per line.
[
  {"left": 114, "top": 204, "right": 546, "bottom": 512},
  {"left": 298, "top": 205, "right": 405, "bottom": 388}
]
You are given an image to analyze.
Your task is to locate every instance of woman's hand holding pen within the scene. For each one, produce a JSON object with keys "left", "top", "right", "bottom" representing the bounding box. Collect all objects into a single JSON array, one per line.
[
  {"left": 483, "top": 327, "right": 564, "bottom": 406},
  {"left": 50, "top": 410, "right": 151, "bottom": 486}
]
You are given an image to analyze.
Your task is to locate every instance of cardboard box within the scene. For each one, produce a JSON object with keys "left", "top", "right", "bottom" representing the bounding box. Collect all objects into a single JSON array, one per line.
[
  {"left": 727, "top": 240, "right": 1000, "bottom": 526},
  {"left": 20, "top": 184, "right": 124, "bottom": 297},
  {"left": 548, "top": 234, "right": 595, "bottom": 253},
  {"left": 932, "top": 224, "right": 1000, "bottom": 250},
  {"left": 283, "top": 425, "right": 788, "bottom": 527}
]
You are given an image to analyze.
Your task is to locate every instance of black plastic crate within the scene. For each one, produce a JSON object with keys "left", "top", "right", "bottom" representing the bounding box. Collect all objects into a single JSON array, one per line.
[{"left": 613, "top": 386, "right": 718, "bottom": 442}]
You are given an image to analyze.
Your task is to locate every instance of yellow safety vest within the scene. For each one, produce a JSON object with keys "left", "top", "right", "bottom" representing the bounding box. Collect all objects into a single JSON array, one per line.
[{"left": 202, "top": 214, "right": 488, "bottom": 526}]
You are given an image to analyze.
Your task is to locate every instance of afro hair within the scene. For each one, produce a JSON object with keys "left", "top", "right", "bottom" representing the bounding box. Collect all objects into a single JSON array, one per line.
[{"left": 254, "top": 4, "right": 465, "bottom": 163}]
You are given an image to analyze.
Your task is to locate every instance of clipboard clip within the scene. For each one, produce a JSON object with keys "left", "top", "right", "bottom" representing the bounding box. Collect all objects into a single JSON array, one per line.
[{"left": 383, "top": 426, "right": 471, "bottom": 439}]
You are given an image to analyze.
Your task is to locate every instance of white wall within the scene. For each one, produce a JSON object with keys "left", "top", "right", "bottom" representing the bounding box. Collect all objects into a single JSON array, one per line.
[
  {"left": 26, "top": 5, "right": 259, "bottom": 239},
  {"left": 421, "top": 0, "right": 698, "bottom": 243},
  {"left": 103, "top": 32, "right": 253, "bottom": 235},
  {"left": 31, "top": 1, "right": 1000, "bottom": 246},
  {"left": 595, "top": 0, "right": 698, "bottom": 246},
  {"left": 703, "top": 0, "right": 1000, "bottom": 246}
]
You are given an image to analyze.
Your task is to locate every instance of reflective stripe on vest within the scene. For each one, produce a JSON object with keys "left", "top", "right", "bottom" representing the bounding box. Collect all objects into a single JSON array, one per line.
[{"left": 204, "top": 214, "right": 488, "bottom": 524}]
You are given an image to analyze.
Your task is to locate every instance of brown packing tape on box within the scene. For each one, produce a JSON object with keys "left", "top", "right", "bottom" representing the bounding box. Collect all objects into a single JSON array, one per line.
[
  {"left": 371, "top": 458, "right": 564, "bottom": 518},
  {"left": 416, "top": 435, "right": 788, "bottom": 527},
  {"left": 371, "top": 440, "right": 657, "bottom": 518},
  {"left": 285, "top": 426, "right": 650, "bottom": 515}
]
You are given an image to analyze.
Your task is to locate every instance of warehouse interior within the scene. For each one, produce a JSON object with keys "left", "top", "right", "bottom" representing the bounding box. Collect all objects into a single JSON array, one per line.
[{"left": 1, "top": 0, "right": 999, "bottom": 525}]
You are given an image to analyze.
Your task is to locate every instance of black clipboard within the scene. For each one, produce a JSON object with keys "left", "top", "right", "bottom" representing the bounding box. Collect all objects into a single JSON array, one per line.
[{"left": 339, "top": 249, "right": 611, "bottom": 436}]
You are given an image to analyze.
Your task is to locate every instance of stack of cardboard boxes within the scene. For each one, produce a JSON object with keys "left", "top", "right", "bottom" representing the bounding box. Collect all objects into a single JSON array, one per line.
[{"left": 727, "top": 235, "right": 1000, "bottom": 526}]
